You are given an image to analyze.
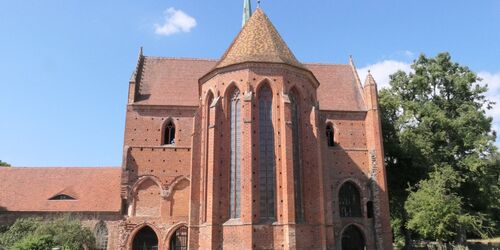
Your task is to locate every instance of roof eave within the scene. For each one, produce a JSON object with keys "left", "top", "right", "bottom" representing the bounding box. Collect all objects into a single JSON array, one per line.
[{"left": 199, "top": 61, "right": 320, "bottom": 89}]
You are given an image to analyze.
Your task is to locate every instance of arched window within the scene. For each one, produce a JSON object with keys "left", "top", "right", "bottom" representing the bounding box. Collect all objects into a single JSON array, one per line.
[
  {"left": 164, "top": 120, "right": 176, "bottom": 145},
  {"left": 289, "top": 90, "right": 304, "bottom": 222},
  {"left": 339, "top": 182, "right": 362, "bottom": 217},
  {"left": 258, "top": 84, "right": 275, "bottom": 220},
  {"left": 169, "top": 226, "right": 188, "bottom": 250},
  {"left": 95, "top": 221, "right": 108, "bottom": 250},
  {"left": 229, "top": 88, "right": 241, "bottom": 219},
  {"left": 326, "top": 123, "right": 334, "bottom": 147}
]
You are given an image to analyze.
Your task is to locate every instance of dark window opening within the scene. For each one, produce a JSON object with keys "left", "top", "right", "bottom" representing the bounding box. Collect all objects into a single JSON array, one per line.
[
  {"left": 49, "top": 194, "right": 76, "bottom": 200},
  {"left": 121, "top": 199, "right": 128, "bottom": 215},
  {"left": 229, "top": 88, "right": 241, "bottom": 219},
  {"left": 290, "top": 91, "right": 304, "bottom": 222},
  {"left": 326, "top": 124, "right": 334, "bottom": 147},
  {"left": 170, "top": 226, "right": 188, "bottom": 250},
  {"left": 164, "top": 120, "right": 176, "bottom": 145},
  {"left": 258, "top": 85, "right": 276, "bottom": 221},
  {"left": 367, "top": 201, "right": 374, "bottom": 218},
  {"left": 339, "top": 182, "right": 362, "bottom": 217}
]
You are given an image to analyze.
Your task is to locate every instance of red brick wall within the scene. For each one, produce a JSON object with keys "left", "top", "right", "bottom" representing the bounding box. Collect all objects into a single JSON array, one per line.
[
  {"left": 134, "top": 179, "right": 161, "bottom": 217},
  {"left": 122, "top": 62, "right": 392, "bottom": 249},
  {"left": 120, "top": 105, "right": 196, "bottom": 249}
]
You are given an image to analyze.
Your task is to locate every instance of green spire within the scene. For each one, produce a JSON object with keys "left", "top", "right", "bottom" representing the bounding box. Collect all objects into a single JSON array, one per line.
[{"left": 242, "top": 0, "right": 252, "bottom": 27}]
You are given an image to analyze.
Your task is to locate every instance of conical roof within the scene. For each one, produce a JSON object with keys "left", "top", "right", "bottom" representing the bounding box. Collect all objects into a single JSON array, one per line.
[{"left": 215, "top": 8, "right": 304, "bottom": 69}]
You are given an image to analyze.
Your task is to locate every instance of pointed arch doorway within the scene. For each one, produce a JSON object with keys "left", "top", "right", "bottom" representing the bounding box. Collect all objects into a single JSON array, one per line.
[
  {"left": 169, "top": 225, "right": 188, "bottom": 250},
  {"left": 132, "top": 226, "right": 158, "bottom": 250},
  {"left": 341, "top": 225, "right": 366, "bottom": 250}
]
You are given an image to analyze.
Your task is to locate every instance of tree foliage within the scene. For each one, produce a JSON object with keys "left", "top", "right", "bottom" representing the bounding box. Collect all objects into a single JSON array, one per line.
[
  {"left": 405, "top": 166, "right": 490, "bottom": 241},
  {"left": 0, "top": 160, "right": 10, "bottom": 167},
  {"left": 379, "top": 52, "right": 500, "bottom": 243},
  {"left": 11, "top": 234, "right": 54, "bottom": 250},
  {"left": 0, "top": 216, "right": 96, "bottom": 250}
]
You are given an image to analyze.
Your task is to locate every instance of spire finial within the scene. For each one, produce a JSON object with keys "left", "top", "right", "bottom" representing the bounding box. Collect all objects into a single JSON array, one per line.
[
  {"left": 258, "top": 0, "right": 261, "bottom": 7},
  {"left": 242, "top": 0, "right": 252, "bottom": 27}
]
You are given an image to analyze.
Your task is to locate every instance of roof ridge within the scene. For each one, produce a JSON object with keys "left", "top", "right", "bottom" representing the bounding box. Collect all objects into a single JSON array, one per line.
[
  {"left": 145, "top": 56, "right": 218, "bottom": 62},
  {"left": 145, "top": 56, "right": 351, "bottom": 67},
  {"left": 305, "top": 62, "right": 350, "bottom": 66},
  {"left": 3, "top": 166, "right": 121, "bottom": 169}
]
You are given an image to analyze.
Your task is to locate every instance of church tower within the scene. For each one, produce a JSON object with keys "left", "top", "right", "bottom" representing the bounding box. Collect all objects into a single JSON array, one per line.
[{"left": 191, "top": 8, "right": 325, "bottom": 249}]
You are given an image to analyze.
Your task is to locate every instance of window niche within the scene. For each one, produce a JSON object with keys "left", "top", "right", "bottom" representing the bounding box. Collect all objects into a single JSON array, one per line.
[
  {"left": 163, "top": 120, "right": 176, "bottom": 145},
  {"left": 228, "top": 87, "right": 241, "bottom": 219},
  {"left": 289, "top": 89, "right": 304, "bottom": 222},
  {"left": 367, "top": 201, "right": 374, "bottom": 218},
  {"left": 339, "top": 182, "right": 362, "bottom": 217},
  {"left": 95, "top": 221, "right": 109, "bottom": 250},
  {"left": 326, "top": 123, "right": 334, "bottom": 147},
  {"left": 258, "top": 84, "right": 276, "bottom": 221},
  {"left": 48, "top": 194, "right": 76, "bottom": 200}
]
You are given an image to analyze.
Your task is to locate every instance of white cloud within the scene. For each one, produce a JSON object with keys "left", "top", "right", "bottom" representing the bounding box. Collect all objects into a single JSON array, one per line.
[
  {"left": 478, "top": 72, "right": 500, "bottom": 144},
  {"left": 403, "top": 50, "right": 415, "bottom": 58},
  {"left": 493, "top": 123, "right": 500, "bottom": 147},
  {"left": 358, "top": 60, "right": 412, "bottom": 89},
  {"left": 359, "top": 59, "right": 500, "bottom": 146},
  {"left": 154, "top": 8, "right": 197, "bottom": 36}
]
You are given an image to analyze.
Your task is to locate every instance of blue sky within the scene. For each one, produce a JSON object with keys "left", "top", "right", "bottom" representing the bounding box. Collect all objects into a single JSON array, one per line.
[{"left": 1, "top": 0, "right": 499, "bottom": 166}]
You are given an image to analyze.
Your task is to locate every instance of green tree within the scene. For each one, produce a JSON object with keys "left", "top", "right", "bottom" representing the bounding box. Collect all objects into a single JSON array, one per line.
[
  {"left": 0, "top": 218, "right": 42, "bottom": 248},
  {"left": 11, "top": 234, "right": 54, "bottom": 250},
  {"left": 37, "top": 217, "right": 96, "bottom": 250},
  {"left": 0, "top": 216, "right": 95, "bottom": 250},
  {"left": 0, "top": 160, "right": 10, "bottom": 167},
  {"left": 379, "top": 52, "right": 499, "bottom": 245},
  {"left": 405, "top": 166, "right": 489, "bottom": 242}
]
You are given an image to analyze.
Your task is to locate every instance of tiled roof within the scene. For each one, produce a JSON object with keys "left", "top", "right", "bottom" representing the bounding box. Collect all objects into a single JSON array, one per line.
[
  {"left": 214, "top": 8, "right": 303, "bottom": 70},
  {"left": 307, "top": 63, "right": 367, "bottom": 111},
  {"left": 133, "top": 58, "right": 366, "bottom": 111},
  {"left": 0, "top": 167, "right": 122, "bottom": 212},
  {"left": 134, "top": 57, "right": 216, "bottom": 106}
]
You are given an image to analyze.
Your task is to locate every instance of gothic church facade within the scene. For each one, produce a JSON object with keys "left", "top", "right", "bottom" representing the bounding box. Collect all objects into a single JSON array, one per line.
[{"left": 0, "top": 5, "right": 392, "bottom": 250}]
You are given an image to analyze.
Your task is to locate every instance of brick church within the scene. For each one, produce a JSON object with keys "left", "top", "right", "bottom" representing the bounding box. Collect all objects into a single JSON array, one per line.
[{"left": 0, "top": 2, "right": 392, "bottom": 250}]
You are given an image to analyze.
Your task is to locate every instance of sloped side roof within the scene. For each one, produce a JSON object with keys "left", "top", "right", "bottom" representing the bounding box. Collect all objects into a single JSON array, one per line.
[
  {"left": 134, "top": 57, "right": 216, "bottom": 106},
  {"left": 0, "top": 167, "right": 122, "bottom": 212},
  {"left": 133, "top": 58, "right": 366, "bottom": 111},
  {"left": 307, "top": 64, "right": 367, "bottom": 111},
  {"left": 214, "top": 8, "right": 303, "bottom": 69}
]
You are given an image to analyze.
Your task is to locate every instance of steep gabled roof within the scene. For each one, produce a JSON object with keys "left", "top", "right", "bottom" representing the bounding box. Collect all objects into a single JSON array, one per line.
[
  {"left": 307, "top": 63, "right": 367, "bottom": 111},
  {"left": 133, "top": 57, "right": 216, "bottom": 106},
  {"left": 0, "top": 167, "right": 122, "bottom": 212},
  {"left": 214, "top": 8, "right": 303, "bottom": 70},
  {"left": 130, "top": 57, "right": 366, "bottom": 111}
]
